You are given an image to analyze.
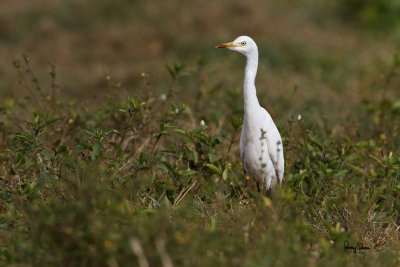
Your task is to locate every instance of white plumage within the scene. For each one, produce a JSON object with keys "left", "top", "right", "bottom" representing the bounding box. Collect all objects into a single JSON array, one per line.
[{"left": 217, "top": 36, "right": 284, "bottom": 194}]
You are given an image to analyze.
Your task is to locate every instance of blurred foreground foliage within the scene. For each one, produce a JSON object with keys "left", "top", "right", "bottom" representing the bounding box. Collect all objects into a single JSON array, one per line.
[{"left": 0, "top": 55, "right": 400, "bottom": 266}]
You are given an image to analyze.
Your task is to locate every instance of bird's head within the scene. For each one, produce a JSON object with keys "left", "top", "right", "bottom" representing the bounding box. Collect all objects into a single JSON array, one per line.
[{"left": 216, "top": 36, "right": 257, "bottom": 56}]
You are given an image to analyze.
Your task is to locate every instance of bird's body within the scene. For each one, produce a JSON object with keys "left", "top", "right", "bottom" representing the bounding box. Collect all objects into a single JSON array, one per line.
[{"left": 217, "top": 36, "right": 284, "bottom": 193}]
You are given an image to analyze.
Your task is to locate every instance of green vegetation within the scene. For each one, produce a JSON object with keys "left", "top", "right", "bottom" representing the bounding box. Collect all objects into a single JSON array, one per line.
[
  {"left": 336, "top": 0, "right": 400, "bottom": 31},
  {"left": 1, "top": 0, "right": 400, "bottom": 266}
]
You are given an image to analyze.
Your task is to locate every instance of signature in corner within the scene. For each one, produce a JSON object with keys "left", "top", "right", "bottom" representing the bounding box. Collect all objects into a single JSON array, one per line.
[{"left": 344, "top": 240, "right": 370, "bottom": 254}]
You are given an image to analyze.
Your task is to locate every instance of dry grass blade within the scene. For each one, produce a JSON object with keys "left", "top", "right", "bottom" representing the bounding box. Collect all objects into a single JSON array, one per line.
[
  {"left": 155, "top": 239, "right": 174, "bottom": 267},
  {"left": 130, "top": 238, "right": 149, "bottom": 267},
  {"left": 173, "top": 180, "right": 197, "bottom": 207}
]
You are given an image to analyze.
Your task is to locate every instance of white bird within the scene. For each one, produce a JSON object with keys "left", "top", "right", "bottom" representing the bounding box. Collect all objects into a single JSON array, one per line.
[{"left": 216, "top": 36, "right": 284, "bottom": 194}]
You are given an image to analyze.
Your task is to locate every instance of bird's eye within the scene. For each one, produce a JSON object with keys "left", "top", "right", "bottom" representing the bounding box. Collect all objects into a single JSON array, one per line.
[{"left": 241, "top": 41, "right": 246, "bottom": 46}]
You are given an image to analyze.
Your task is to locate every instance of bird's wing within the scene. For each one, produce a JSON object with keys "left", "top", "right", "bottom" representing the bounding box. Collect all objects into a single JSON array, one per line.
[
  {"left": 239, "top": 126, "right": 247, "bottom": 174},
  {"left": 261, "top": 109, "right": 284, "bottom": 184}
]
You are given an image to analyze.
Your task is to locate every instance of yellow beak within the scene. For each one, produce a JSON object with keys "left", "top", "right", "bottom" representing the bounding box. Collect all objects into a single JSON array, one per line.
[{"left": 215, "top": 42, "right": 240, "bottom": 48}]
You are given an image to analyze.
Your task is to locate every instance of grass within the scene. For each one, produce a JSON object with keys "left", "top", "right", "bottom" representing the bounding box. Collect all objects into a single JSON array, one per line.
[{"left": 1, "top": 0, "right": 400, "bottom": 266}]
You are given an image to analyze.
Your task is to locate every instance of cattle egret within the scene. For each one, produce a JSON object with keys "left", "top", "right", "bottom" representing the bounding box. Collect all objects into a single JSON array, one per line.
[{"left": 216, "top": 36, "right": 284, "bottom": 194}]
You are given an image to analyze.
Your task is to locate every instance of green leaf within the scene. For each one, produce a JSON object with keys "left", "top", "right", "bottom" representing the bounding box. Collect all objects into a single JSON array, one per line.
[
  {"left": 162, "top": 161, "right": 178, "bottom": 177},
  {"left": 104, "top": 128, "right": 119, "bottom": 136},
  {"left": 56, "top": 146, "right": 68, "bottom": 156},
  {"left": 76, "top": 143, "right": 91, "bottom": 153},
  {"left": 41, "top": 150, "right": 54, "bottom": 160},
  {"left": 130, "top": 98, "right": 146, "bottom": 110},
  {"left": 205, "top": 164, "right": 222, "bottom": 176},
  {"left": 174, "top": 129, "right": 187, "bottom": 136},
  {"left": 45, "top": 117, "right": 61, "bottom": 125},
  {"left": 139, "top": 152, "right": 147, "bottom": 163},
  {"left": 222, "top": 168, "right": 229, "bottom": 181},
  {"left": 138, "top": 209, "right": 156, "bottom": 216},
  {"left": 230, "top": 117, "right": 242, "bottom": 129},
  {"left": 156, "top": 164, "right": 169, "bottom": 173},
  {"left": 165, "top": 64, "right": 175, "bottom": 78},
  {"left": 108, "top": 142, "right": 119, "bottom": 150},
  {"left": 174, "top": 61, "right": 184, "bottom": 72},
  {"left": 208, "top": 152, "right": 216, "bottom": 163},
  {"left": 34, "top": 114, "right": 40, "bottom": 123},
  {"left": 192, "top": 149, "right": 198, "bottom": 165},
  {"left": 181, "top": 169, "right": 197, "bottom": 178},
  {"left": 304, "top": 156, "right": 310, "bottom": 169},
  {"left": 308, "top": 135, "right": 323, "bottom": 150},
  {"left": 332, "top": 169, "right": 348, "bottom": 179},
  {"left": 91, "top": 141, "right": 101, "bottom": 160},
  {"left": 84, "top": 129, "right": 98, "bottom": 138}
]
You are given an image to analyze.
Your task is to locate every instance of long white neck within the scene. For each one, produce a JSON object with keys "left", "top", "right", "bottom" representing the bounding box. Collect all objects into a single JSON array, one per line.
[{"left": 243, "top": 50, "right": 260, "bottom": 116}]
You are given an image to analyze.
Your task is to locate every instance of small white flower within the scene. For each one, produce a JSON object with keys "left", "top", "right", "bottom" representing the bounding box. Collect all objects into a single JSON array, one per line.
[
  {"left": 297, "top": 114, "right": 302, "bottom": 121},
  {"left": 175, "top": 108, "right": 179, "bottom": 114},
  {"left": 160, "top": 94, "right": 167, "bottom": 101},
  {"left": 200, "top": 120, "right": 205, "bottom": 126}
]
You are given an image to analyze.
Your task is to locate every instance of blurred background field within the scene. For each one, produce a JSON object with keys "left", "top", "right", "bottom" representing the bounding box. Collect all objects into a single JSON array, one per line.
[
  {"left": 1, "top": 0, "right": 400, "bottom": 266},
  {"left": 1, "top": 0, "right": 400, "bottom": 118}
]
